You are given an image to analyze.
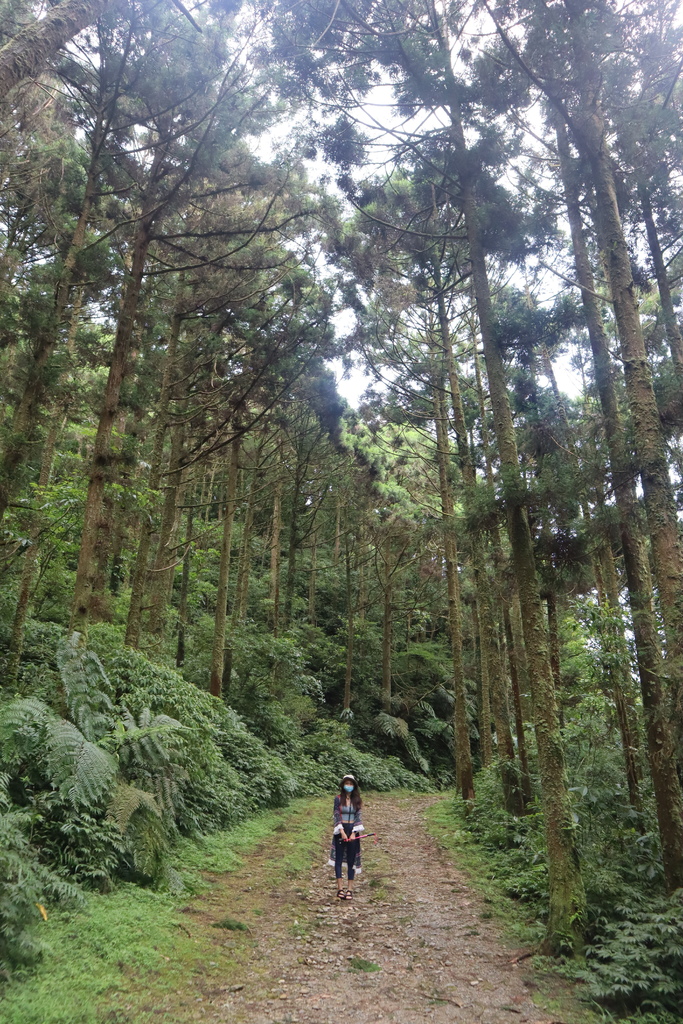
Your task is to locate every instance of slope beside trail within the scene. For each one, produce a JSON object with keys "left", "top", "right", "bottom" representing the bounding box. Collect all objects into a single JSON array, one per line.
[{"left": 166, "top": 793, "right": 582, "bottom": 1024}]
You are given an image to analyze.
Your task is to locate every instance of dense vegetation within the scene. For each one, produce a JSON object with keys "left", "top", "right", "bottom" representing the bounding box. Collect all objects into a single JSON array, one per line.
[{"left": 1, "top": 0, "right": 683, "bottom": 1015}]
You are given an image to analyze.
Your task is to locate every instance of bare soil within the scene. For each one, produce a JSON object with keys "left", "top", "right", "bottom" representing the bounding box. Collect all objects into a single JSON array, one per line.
[{"left": 168, "top": 794, "right": 583, "bottom": 1024}]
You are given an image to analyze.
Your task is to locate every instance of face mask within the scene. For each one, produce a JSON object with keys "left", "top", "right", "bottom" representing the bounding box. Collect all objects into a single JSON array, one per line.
[{"left": 343, "top": 784, "right": 354, "bottom": 793}]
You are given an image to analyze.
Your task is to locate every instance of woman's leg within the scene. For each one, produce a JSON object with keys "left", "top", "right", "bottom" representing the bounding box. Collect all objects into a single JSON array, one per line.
[
  {"left": 346, "top": 833, "right": 357, "bottom": 891},
  {"left": 334, "top": 834, "right": 345, "bottom": 893}
]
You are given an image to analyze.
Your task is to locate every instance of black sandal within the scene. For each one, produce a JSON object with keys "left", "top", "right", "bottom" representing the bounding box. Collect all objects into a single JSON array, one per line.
[
  {"left": 343, "top": 890, "right": 353, "bottom": 899},
  {"left": 336, "top": 889, "right": 346, "bottom": 899}
]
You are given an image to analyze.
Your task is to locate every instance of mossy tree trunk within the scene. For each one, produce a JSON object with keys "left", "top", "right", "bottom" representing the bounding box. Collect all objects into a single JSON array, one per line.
[
  {"left": 125, "top": 305, "right": 183, "bottom": 647},
  {"left": 209, "top": 437, "right": 240, "bottom": 698},
  {"left": 556, "top": 119, "right": 683, "bottom": 888},
  {"left": 0, "top": 0, "right": 111, "bottom": 99},
  {"left": 70, "top": 199, "right": 156, "bottom": 632},
  {"left": 431, "top": 342, "right": 475, "bottom": 801},
  {"left": 450, "top": 106, "right": 585, "bottom": 948}
]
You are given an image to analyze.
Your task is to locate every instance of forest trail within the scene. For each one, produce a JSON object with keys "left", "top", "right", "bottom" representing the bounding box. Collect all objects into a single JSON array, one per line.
[{"left": 162, "top": 794, "right": 579, "bottom": 1024}]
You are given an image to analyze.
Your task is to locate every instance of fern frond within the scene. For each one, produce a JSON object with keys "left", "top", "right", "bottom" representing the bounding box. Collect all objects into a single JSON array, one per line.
[
  {"left": 376, "top": 712, "right": 409, "bottom": 740},
  {"left": 117, "top": 707, "right": 185, "bottom": 770},
  {"left": 404, "top": 733, "right": 430, "bottom": 774},
  {"left": 0, "top": 697, "right": 54, "bottom": 765},
  {"left": 57, "top": 634, "right": 114, "bottom": 742},
  {"left": 125, "top": 807, "right": 168, "bottom": 880},
  {"left": 44, "top": 719, "right": 117, "bottom": 807},
  {"left": 414, "top": 700, "right": 437, "bottom": 717},
  {"left": 107, "top": 781, "right": 161, "bottom": 834}
]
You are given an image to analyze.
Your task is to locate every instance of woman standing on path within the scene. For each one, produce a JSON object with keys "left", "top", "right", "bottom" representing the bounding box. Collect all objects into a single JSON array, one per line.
[{"left": 328, "top": 774, "right": 364, "bottom": 899}]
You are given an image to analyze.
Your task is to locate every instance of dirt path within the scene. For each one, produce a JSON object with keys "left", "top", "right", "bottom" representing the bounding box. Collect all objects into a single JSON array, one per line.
[{"left": 174, "top": 794, "right": 573, "bottom": 1024}]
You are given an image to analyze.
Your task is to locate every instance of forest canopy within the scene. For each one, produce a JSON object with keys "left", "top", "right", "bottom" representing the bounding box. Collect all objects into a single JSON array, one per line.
[{"left": 1, "top": 0, "right": 683, "bottom": 1014}]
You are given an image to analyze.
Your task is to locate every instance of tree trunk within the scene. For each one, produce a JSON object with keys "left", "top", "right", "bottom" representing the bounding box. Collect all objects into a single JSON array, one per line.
[
  {"left": 556, "top": 119, "right": 683, "bottom": 890},
  {"left": 175, "top": 505, "right": 194, "bottom": 668},
  {"left": 308, "top": 529, "right": 317, "bottom": 625},
  {"left": 223, "top": 469, "right": 257, "bottom": 691},
  {"left": 70, "top": 193, "right": 156, "bottom": 632},
  {"left": 343, "top": 534, "right": 354, "bottom": 710},
  {"left": 283, "top": 487, "right": 299, "bottom": 628},
  {"left": 147, "top": 417, "right": 186, "bottom": 638},
  {"left": 432, "top": 349, "right": 475, "bottom": 801},
  {"left": 639, "top": 185, "right": 683, "bottom": 380},
  {"left": 468, "top": 293, "right": 526, "bottom": 808},
  {"left": 504, "top": 603, "right": 533, "bottom": 807},
  {"left": 437, "top": 284, "right": 498, "bottom": 775},
  {"left": 333, "top": 496, "right": 341, "bottom": 566},
  {"left": 565, "top": 92, "right": 683, "bottom": 763},
  {"left": 492, "top": 617, "right": 525, "bottom": 815},
  {"left": 453, "top": 120, "right": 585, "bottom": 948},
  {"left": 546, "top": 592, "right": 563, "bottom": 729},
  {"left": 0, "top": 0, "right": 111, "bottom": 99},
  {"left": 209, "top": 438, "right": 240, "bottom": 698},
  {"left": 381, "top": 536, "right": 393, "bottom": 713},
  {"left": 0, "top": 136, "right": 99, "bottom": 525},
  {"left": 471, "top": 598, "right": 492, "bottom": 767},
  {"left": 125, "top": 304, "right": 182, "bottom": 647},
  {"left": 269, "top": 477, "right": 282, "bottom": 635}
]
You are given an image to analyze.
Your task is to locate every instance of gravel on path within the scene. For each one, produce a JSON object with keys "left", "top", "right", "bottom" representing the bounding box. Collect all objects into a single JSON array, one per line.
[{"left": 201, "top": 794, "right": 564, "bottom": 1024}]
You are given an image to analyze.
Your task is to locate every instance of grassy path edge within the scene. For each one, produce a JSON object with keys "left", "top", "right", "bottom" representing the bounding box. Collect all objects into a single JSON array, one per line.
[
  {"left": 424, "top": 795, "right": 602, "bottom": 1024},
  {"left": 0, "top": 796, "right": 330, "bottom": 1024}
]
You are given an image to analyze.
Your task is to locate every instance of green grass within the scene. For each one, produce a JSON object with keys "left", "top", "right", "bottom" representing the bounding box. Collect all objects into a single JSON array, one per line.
[
  {"left": 348, "top": 957, "right": 381, "bottom": 972},
  {"left": 212, "top": 916, "right": 248, "bottom": 931},
  {"left": 0, "top": 797, "right": 329, "bottom": 1024}
]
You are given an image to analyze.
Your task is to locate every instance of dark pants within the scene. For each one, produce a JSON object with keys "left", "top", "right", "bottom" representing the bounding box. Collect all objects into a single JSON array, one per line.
[{"left": 335, "top": 824, "right": 358, "bottom": 880}]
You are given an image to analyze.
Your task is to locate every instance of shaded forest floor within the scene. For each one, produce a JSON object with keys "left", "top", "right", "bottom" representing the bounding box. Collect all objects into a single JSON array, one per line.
[{"left": 0, "top": 794, "right": 596, "bottom": 1024}]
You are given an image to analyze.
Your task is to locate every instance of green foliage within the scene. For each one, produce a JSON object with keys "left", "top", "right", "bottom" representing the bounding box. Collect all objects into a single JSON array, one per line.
[
  {"left": 0, "top": 636, "right": 191, "bottom": 955},
  {"left": 0, "top": 696, "right": 118, "bottom": 808},
  {"left": 56, "top": 633, "right": 114, "bottom": 741},
  {"left": 453, "top": 763, "right": 549, "bottom": 911},
  {"left": 376, "top": 711, "right": 430, "bottom": 773},
  {"left": 298, "top": 720, "right": 433, "bottom": 792},
  {"left": 0, "top": 775, "right": 82, "bottom": 973},
  {"left": 580, "top": 892, "right": 683, "bottom": 1013}
]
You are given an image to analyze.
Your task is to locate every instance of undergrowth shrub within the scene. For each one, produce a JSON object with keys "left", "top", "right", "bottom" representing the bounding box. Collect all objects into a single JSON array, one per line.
[
  {"left": 580, "top": 891, "right": 683, "bottom": 1013},
  {"left": 105, "top": 647, "right": 298, "bottom": 818},
  {"left": 0, "top": 636, "right": 186, "bottom": 897},
  {"left": 451, "top": 746, "right": 680, "bottom": 1016},
  {"left": 0, "top": 775, "right": 81, "bottom": 973},
  {"left": 455, "top": 763, "right": 549, "bottom": 912},
  {"left": 298, "top": 721, "right": 433, "bottom": 792}
]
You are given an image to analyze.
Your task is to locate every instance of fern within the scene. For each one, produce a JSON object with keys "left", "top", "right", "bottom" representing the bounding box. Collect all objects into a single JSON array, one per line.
[
  {"left": 375, "top": 713, "right": 429, "bottom": 773},
  {"left": 0, "top": 784, "right": 82, "bottom": 971},
  {"left": 56, "top": 633, "right": 114, "bottom": 742},
  {"left": 0, "top": 696, "right": 53, "bottom": 765},
  {"left": 414, "top": 700, "right": 437, "bottom": 717},
  {"left": 124, "top": 805, "right": 169, "bottom": 879},
  {"left": 403, "top": 733, "right": 430, "bottom": 774},
  {"left": 107, "top": 781, "right": 161, "bottom": 833},
  {"left": 115, "top": 706, "right": 184, "bottom": 766},
  {"left": 44, "top": 719, "right": 117, "bottom": 808},
  {"left": 376, "top": 711, "right": 410, "bottom": 740}
]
